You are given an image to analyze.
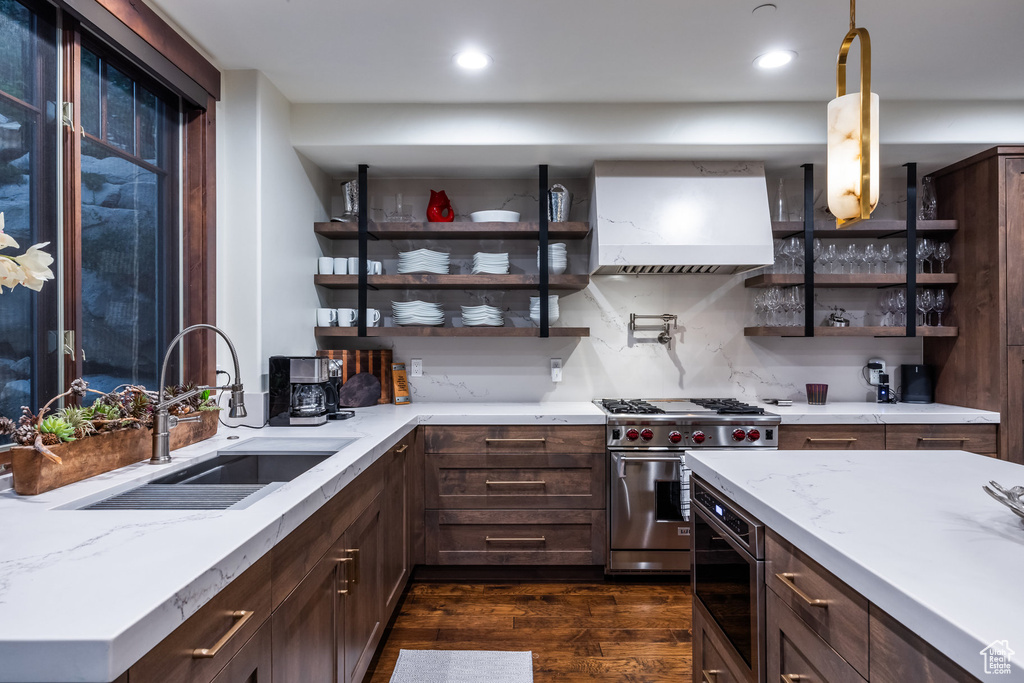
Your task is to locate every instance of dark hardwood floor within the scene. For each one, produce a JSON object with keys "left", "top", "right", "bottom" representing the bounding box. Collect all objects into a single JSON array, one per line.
[{"left": 364, "top": 580, "right": 693, "bottom": 682}]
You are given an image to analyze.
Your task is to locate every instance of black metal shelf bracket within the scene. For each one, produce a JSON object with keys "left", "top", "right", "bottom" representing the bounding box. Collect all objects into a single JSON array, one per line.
[
  {"left": 904, "top": 163, "right": 917, "bottom": 338},
  {"left": 539, "top": 164, "right": 549, "bottom": 338},
  {"left": 357, "top": 164, "right": 369, "bottom": 337},
  {"left": 802, "top": 164, "right": 815, "bottom": 337}
]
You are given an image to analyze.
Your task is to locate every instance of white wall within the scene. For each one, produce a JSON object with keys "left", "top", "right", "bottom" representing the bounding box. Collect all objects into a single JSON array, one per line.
[{"left": 216, "top": 70, "right": 330, "bottom": 417}]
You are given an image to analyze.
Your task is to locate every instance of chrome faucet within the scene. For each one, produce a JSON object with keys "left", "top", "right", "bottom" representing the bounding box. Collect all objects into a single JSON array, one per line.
[{"left": 150, "top": 324, "right": 247, "bottom": 464}]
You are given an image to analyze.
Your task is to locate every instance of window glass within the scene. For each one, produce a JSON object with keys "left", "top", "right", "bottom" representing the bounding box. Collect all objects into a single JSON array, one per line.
[
  {"left": 105, "top": 64, "right": 135, "bottom": 153},
  {"left": 80, "top": 48, "right": 100, "bottom": 138},
  {"left": 0, "top": 0, "right": 32, "bottom": 102}
]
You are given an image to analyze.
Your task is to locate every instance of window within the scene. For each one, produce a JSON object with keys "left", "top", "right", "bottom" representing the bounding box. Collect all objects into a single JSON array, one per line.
[{"left": 0, "top": 0, "right": 217, "bottom": 446}]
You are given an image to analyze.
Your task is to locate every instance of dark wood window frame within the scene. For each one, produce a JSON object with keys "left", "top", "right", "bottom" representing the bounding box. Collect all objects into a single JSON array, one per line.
[{"left": 59, "top": 0, "right": 219, "bottom": 385}]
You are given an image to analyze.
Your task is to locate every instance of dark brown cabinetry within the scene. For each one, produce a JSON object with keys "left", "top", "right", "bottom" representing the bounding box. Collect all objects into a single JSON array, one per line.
[
  {"left": 210, "top": 622, "right": 273, "bottom": 683},
  {"left": 929, "top": 147, "right": 1024, "bottom": 463},
  {"left": 423, "top": 425, "right": 606, "bottom": 566},
  {"left": 382, "top": 432, "right": 414, "bottom": 617},
  {"left": 780, "top": 423, "right": 997, "bottom": 457}
]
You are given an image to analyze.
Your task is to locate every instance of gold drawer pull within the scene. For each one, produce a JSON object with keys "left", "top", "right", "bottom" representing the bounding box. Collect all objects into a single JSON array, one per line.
[
  {"left": 485, "top": 438, "right": 547, "bottom": 443},
  {"left": 806, "top": 438, "right": 857, "bottom": 442},
  {"left": 781, "top": 675, "right": 805, "bottom": 683},
  {"left": 485, "top": 480, "right": 546, "bottom": 485},
  {"left": 192, "top": 610, "right": 254, "bottom": 658},
  {"left": 485, "top": 536, "right": 546, "bottom": 543},
  {"left": 918, "top": 437, "right": 970, "bottom": 442},
  {"left": 776, "top": 573, "right": 829, "bottom": 608},
  {"left": 337, "top": 556, "right": 354, "bottom": 594},
  {"left": 395, "top": 444, "right": 409, "bottom": 453},
  {"left": 701, "top": 670, "right": 719, "bottom": 683}
]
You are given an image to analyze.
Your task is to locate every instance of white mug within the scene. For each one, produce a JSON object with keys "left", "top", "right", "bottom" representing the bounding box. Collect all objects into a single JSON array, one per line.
[
  {"left": 347, "top": 257, "right": 360, "bottom": 275},
  {"left": 316, "top": 307, "right": 338, "bottom": 327},
  {"left": 369, "top": 260, "right": 383, "bottom": 275},
  {"left": 317, "top": 257, "right": 334, "bottom": 275},
  {"left": 365, "top": 308, "right": 381, "bottom": 327},
  {"left": 333, "top": 258, "right": 348, "bottom": 275},
  {"left": 336, "top": 308, "right": 357, "bottom": 327}
]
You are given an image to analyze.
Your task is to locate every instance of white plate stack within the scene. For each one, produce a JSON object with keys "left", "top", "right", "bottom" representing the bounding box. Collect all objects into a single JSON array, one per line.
[
  {"left": 529, "top": 295, "right": 560, "bottom": 326},
  {"left": 397, "top": 249, "right": 450, "bottom": 274},
  {"left": 537, "top": 243, "right": 567, "bottom": 274},
  {"left": 392, "top": 300, "right": 445, "bottom": 326},
  {"left": 461, "top": 305, "right": 504, "bottom": 327},
  {"left": 471, "top": 252, "right": 510, "bottom": 275}
]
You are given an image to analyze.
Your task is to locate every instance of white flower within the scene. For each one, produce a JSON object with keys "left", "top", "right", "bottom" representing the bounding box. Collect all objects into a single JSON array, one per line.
[
  {"left": 0, "top": 213, "right": 17, "bottom": 250},
  {"left": 0, "top": 256, "right": 25, "bottom": 292}
]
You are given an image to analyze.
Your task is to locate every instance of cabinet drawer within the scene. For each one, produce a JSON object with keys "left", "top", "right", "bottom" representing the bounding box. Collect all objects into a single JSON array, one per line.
[
  {"left": 779, "top": 425, "right": 885, "bottom": 450},
  {"left": 426, "top": 452, "right": 605, "bottom": 509},
  {"left": 885, "top": 424, "right": 997, "bottom": 455},
  {"left": 423, "top": 425, "right": 604, "bottom": 454},
  {"left": 131, "top": 554, "right": 272, "bottom": 683},
  {"left": 692, "top": 601, "right": 745, "bottom": 683},
  {"left": 766, "top": 530, "right": 869, "bottom": 678},
  {"left": 766, "top": 590, "right": 866, "bottom": 683},
  {"left": 869, "top": 607, "right": 977, "bottom": 683},
  {"left": 425, "top": 509, "right": 605, "bottom": 565}
]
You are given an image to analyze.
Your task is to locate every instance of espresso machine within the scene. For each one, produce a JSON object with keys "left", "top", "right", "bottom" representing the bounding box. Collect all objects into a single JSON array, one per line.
[{"left": 269, "top": 356, "right": 334, "bottom": 426}]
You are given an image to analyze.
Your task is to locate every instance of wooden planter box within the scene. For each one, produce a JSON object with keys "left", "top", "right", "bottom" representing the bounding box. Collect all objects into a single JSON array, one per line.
[{"left": 10, "top": 410, "right": 220, "bottom": 496}]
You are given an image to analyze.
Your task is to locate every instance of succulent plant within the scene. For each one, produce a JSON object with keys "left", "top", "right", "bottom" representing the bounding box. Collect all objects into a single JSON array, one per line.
[
  {"left": 38, "top": 416, "right": 75, "bottom": 443},
  {"left": 56, "top": 406, "right": 97, "bottom": 439}
]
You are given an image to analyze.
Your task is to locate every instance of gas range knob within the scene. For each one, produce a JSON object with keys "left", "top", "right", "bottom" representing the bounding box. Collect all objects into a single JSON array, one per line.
[
  {"left": 639, "top": 428, "right": 654, "bottom": 442},
  {"left": 625, "top": 428, "right": 640, "bottom": 441},
  {"left": 668, "top": 431, "right": 683, "bottom": 444},
  {"left": 732, "top": 428, "right": 746, "bottom": 442},
  {"left": 746, "top": 428, "right": 761, "bottom": 442},
  {"left": 691, "top": 430, "right": 706, "bottom": 444}
]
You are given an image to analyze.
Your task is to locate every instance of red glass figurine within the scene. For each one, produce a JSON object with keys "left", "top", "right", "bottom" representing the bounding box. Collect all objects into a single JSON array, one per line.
[{"left": 426, "top": 190, "right": 455, "bottom": 222}]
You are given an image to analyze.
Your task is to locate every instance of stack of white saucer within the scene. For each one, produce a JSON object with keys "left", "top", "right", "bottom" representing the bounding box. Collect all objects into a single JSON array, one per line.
[
  {"left": 461, "top": 305, "right": 504, "bottom": 327},
  {"left": 529, "top": 295, "right": 560, "bottom": 326},
  {"left": 471, "top": 252, "right": 510, "bottom": 275},
  {"left": 397, "top": 249, "right": 450, "bottom": 274},
  {"left": 536, "top": 243, "right": 567, "bottom": 274},
  {"left": 392, "top": 300, "right": 445, "bottom": 326}
]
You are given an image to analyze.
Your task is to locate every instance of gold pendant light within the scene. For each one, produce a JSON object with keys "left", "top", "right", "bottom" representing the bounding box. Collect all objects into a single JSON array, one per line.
[{"left": 827, "top": 0, "right": 879, "bottom": 228}]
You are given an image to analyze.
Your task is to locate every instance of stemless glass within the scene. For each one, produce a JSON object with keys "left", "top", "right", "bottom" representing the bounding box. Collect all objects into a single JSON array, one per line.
[
  {"left": 879, "top": 242, "right": 892, "bottom": 274},
  {"left": 936, "top": 242, "right": 951, "bottom": 273},
  {"left": 933, "top": 289, "right": 948, "bottom": 326}
]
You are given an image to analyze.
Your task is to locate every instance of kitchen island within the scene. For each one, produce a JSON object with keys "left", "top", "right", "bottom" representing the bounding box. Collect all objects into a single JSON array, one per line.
[{"left": 688, "top": 449, "right": 1024, "bottom": 682}]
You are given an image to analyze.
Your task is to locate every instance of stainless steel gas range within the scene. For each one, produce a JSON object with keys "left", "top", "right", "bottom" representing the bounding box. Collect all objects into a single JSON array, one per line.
[{"left": 597, "top": 398, "right": 780, "bottom": 574}]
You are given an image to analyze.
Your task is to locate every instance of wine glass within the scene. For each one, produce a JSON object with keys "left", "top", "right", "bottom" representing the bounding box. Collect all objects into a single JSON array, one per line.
[
  {"left": 933, "top": 289, "right": 948, "bottom": 326},
  {"left": 785, "top": 237, "right": 803, "bottom": 274},
  {"left": 794, "top": 287, "right": 805, "bottom": 326},
  {"left": 917, "top": 289, "right": 934, "bottom": 326},
  {"left": 824, "top": 243, "right": 838, "bottom": 274},
  {"left": 878, "top": 290, "right": 893, "bottom": 326},
  {"left": 844, "top": 244, "right": 858, "bottom": 274},
  {"left": 879, "top": 243, "right": 892, "bottom": 274},
  {"left": 862, "top": 244, "right": 877, "bottom": 275},
  {"left": 936, "top": 242, "right": 951, "bottom": 273},
  {"left": 765, "top": 287, "right": 781, "bottom": 326},
  {"left": 773, "top": 239, "right": 786, "bottom": 274},
  {"left": 895, "top": 288, "right": 907, "bottom": 326},
  {"left": 812, "top": 239, "right": 823, "bottom": 273},
  {"left": 894, "top": 246, "right": 908, "bottom": 274},
  {"left": 780, "top": 288, "right": 794, "bottom": 326}
]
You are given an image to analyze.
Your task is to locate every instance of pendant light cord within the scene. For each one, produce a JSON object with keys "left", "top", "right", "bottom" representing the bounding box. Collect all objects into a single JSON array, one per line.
[{"left": 850, "top": 0, "right": 856, "bottom": 30}]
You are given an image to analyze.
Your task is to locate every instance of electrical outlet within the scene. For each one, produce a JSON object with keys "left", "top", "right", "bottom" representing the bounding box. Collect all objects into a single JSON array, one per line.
[
  {"left": 866, "top": 358, "right": 886, "bottom": 386},
  {"left": 410, "top": 359, "right": 423, "bottom": 377},
  {"left": 550, "top": 358, "right": 563, "bottom": 383}
]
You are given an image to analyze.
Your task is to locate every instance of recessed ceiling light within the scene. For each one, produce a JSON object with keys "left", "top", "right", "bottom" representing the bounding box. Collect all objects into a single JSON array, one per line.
[
  {"left": 454, "top": 50, "right": 491, "bottom": 70},
  {"left": 754, "top": 50, "right": 797, "bottom": 69}
]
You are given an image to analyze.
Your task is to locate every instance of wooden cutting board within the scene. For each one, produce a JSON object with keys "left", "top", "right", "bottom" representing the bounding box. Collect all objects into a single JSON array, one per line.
[{"left": 316, "top": 349, "right": 394, "bottom": 404}]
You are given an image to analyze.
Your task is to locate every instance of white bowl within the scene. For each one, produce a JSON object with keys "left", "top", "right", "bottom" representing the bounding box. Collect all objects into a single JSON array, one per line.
[{"left": 470, "top": 210, "right": 520, "bottom": 223}]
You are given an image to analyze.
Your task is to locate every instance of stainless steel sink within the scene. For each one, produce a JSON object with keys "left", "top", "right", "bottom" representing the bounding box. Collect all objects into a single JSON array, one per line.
[{"left": 80, "top": 436, "right": 359, "bottom": 510}]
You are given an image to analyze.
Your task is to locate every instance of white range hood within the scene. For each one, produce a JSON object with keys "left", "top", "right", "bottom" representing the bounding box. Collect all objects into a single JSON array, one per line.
[{"left": 589, "top": 160, "right": 775, "bottom": 274}]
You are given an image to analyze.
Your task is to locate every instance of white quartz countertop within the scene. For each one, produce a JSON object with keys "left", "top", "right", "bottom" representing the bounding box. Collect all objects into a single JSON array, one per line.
[
  {"left": 768, "top": 401, "right": 1000, "bottom": 424},
  {"left": 688, "top": 449, "right": 1024, "bottom": 682},
  {"left": 0, "top": 402, "right": 604, "bottom": 683}
]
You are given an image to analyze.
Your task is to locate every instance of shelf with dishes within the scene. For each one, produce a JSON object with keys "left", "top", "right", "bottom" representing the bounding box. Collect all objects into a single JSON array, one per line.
[
  {"left": 315, "top": 220, "right": 591, "bottom": 240},
  {"left": 744, "top": 273, "right": 959, "bottom": 289},
  {"left": 314, "top": 273, "right": 590, "bottom": 291},
  {"left": 315, "top": 327, "right": 591, "bottom": 338},
  {"left": 770, "top": 219, "right": 958, "bottom": 238},
  {"left": 744, "top": 325, "right": 958, "bottom": 337}
]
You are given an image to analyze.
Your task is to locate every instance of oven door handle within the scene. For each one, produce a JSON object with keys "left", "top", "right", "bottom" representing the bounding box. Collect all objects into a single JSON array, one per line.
[{"left": 614, "top": 455, "right": 683, "bottom": 479}]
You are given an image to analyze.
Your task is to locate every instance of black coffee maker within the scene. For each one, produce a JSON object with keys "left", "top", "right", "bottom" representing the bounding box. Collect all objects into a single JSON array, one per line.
[{"left": 269, "top": 356, "right": 336, "bottom": 426}]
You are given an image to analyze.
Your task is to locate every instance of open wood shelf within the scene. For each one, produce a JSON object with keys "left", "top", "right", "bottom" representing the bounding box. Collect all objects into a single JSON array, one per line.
[
  {"left": 771, "top": 219, "right": 958, "bottom": 238},
  {"left": 744, "top": 325, "right": 959, "bottom": 337},
  {"left": 745, "top": 273, "right": 959, "bottom": 288},
  {"left": 315, "top": 326, "right": 590, "bottom": 338},
  {"left": 315, "top": 274, "right": 590, "bottom": 291},
  {"left": 315, "top": 221, "right": 591, "bottom": 240}
]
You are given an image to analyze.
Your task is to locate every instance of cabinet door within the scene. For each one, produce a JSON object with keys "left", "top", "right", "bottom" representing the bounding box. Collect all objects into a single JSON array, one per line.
[
  {"left": 1008, "top": 347, "right": 1024, "bottom": 464},
  {"left": 382, "top": 436, "right": 412, "bottom": 618},
  {"left": 341, "top": 493, "right": 383, "bottom": 683},
  {"left": 210, "top": 622, "right": 272, "bottom": 683},
  {"left": 271, "top": 546, "right": 340, "bottom": 683},
  {"left": 1006, "top": 158, "right": 1024, "bottom": 346}
]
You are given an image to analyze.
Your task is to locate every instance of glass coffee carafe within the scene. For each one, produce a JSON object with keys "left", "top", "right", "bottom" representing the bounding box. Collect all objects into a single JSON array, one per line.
[{"left": 290, "top": 383, "right": 327, "bottom": 418}]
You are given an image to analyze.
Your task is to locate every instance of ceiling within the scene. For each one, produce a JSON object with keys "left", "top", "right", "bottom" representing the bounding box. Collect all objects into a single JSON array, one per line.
[{"left": 153, "top": 0, "right": 1024, "bottom": 104}]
